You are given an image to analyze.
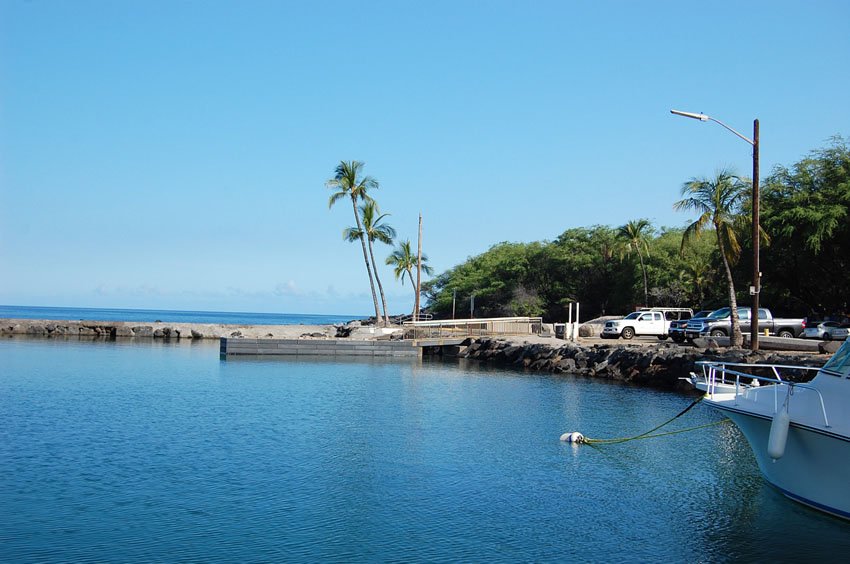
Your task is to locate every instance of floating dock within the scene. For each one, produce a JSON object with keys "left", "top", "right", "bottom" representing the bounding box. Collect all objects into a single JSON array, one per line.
[{"left": 220, "top": 338, "right": 422, "bottom": 358}]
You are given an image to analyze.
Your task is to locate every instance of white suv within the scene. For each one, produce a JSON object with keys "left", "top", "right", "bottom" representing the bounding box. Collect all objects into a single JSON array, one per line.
[{"left": 601, "top": 308, "right": 693, "bottom": 340}]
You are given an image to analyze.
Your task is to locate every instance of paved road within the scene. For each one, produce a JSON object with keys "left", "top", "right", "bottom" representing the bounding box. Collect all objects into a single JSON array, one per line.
[{"left": 578, "top": 335, "right": 696, "bottom": 347}]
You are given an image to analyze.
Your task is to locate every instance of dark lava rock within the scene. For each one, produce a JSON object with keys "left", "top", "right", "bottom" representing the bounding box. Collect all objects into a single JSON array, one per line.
[
  {"left": 133, "top": 326, "right": 154, "bottom": 337},
  {"left": 335, "top": 325, "right": 353, "bottom": 338}
]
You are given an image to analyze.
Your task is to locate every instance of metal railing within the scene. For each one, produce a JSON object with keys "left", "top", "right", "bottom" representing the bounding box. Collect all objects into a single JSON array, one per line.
[
  {"left": 396, "top": 313, "right": 434, "bottom": 323},
  {"left": 402, "top": 316, "right": 543, "bottom": 340},
  {"left": 694, "top": 360, "right": 829, "bottom": 427}
]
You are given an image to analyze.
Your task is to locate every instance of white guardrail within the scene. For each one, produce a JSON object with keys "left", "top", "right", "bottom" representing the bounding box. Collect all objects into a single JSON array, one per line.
[{"left": 401, "top": 317, "right": 543, "bottom": 340}]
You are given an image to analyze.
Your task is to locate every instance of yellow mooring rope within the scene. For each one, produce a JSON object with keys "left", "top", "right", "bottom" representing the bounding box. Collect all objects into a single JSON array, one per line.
[
  {"left": 583, "top": 418, "right": 731, "bottom": 445},
  {"left": 565, "top": 395, "right": 732, "bottom": 445}
]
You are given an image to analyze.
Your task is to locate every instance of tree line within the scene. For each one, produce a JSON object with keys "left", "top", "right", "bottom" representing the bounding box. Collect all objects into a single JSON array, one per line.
[{"left": 421, "top": 137, "right": 850, "bottom": 337}]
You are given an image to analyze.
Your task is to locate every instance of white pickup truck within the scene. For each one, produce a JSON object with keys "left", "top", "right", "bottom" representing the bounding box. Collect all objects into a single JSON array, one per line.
[{"left": 600, "top": 308, "right": 693, "bottom": 340}]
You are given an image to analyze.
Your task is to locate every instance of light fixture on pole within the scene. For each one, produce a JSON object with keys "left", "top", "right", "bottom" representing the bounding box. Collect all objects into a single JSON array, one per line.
[{"left": 671, "top": 109, "right": 760, "bottom": 351}]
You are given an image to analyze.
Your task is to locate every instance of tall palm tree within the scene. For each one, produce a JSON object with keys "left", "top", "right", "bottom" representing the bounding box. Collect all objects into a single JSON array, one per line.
[
  {"left": 327, "top": 160, "right": 382, "bottom": 324},
  {"left": 617, "top": 219, "right": 653, "bottom": 306},
  {"left": 386, "top": 240, "right": 434, "bottom": 318},
  {"left": 674, "top": 169, "right": 748, "bottom": 346},
  {"left": 344, "top": 201, "right": 396, "bottom": 326}
]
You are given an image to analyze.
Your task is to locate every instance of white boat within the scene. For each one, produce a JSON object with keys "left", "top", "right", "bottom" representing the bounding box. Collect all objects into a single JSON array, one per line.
[{"left": 693, "top": 340, "right": 850, "bottom": 520}]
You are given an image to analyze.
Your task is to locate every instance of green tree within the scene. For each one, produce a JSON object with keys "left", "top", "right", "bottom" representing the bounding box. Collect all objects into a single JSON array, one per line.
[
  {"left": 430, "top": 242, "right": 534, "bottom": 318},
  {"left": 646, "top": 227, "right": 719, "bottom": 308},
  {"left": 679, "top": 256, "right": 714, "bottom": 308},
  {"left": 327, "top": 160, "right": 382, "bottom": 324},
  {"left": 759, "top": 137, "right": 850, "bottom": 316},
  {"left": 344, "top": 201, "right": 396, "bottom": 325},
  {"left": 508, "top": 285, "right": 545, "bottom": 317},
  {"left": 552, "top": 226, "right": 632, "bottom": 317},
  {"left": 674, "top": 169, "right": 749, "bottom": 346},
  {"left": 386, "top": 239, "right": 433, "bottom": 318},
  {"left": 617, "top": 219, "right": 654, "bottom": 307}
]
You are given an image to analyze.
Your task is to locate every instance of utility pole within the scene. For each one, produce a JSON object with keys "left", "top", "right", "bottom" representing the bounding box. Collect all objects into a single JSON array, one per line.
[
  {"left": 452, "top": 289, "right": 456, "bottom": 320},
  {"left": 751, "top": 119, "right": 760, "bottom": 351},
  {"left": 414, "top": 212, "right": 422, "bottom": 322}
]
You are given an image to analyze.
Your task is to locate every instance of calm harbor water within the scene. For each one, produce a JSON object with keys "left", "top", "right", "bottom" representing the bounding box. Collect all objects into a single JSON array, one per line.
[
  {"left": 2, "top": 337, "right": 848, "bottom": 562},
  {"left": 0, "top": 305, "right": 356, "bottom": 326}
]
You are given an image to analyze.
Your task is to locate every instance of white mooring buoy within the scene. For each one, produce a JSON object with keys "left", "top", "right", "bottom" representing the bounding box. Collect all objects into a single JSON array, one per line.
[{"left": 560, "top": 432, "right": 585, "bottom": 444}]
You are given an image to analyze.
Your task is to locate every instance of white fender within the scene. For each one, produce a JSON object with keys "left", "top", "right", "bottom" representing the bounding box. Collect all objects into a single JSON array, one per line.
[{"left": 767, "top": 407, "right": 790, "bottom": 460}]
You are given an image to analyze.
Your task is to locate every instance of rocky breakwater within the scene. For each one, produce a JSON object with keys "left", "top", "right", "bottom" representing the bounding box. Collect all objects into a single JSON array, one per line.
[
  {"left": 0, "top": 318, "right": 365, "bottom": 340},
  {"left": 1, "top": 318, "right": 224, "bottom": 339},
  {"left": 459, "top": 338, "right": 828, "bottom": 391}
]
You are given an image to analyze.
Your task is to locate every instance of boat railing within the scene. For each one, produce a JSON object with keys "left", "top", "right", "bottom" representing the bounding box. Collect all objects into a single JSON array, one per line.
[{"left": 695, "top": 361, "right": 830, "bottom": 427}]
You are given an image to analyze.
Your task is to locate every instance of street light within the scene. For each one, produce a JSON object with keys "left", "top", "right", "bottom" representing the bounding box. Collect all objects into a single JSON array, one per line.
[{"left": 671, "top": 109, "right": 760, "bottom": 351}]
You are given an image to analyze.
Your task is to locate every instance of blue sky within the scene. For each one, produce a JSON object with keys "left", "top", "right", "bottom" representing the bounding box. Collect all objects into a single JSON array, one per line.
[{"left": 1, "top": 1, "right": 848, "bottom": 316}]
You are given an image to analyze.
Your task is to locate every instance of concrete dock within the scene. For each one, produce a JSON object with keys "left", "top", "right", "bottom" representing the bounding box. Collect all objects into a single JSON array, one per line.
[{"left": 220, "top": 338, "right": 421, "bottom": 358}]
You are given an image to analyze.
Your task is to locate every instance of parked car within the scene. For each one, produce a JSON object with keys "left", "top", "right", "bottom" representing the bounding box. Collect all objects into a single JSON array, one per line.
[
  {"left": 601, "top": 308, "right": 693, "bottom": 340},
  {"left": 684, "top": 307, "right": 805, "bottom": 339},
  {"left": 803, "top": 321, "right": 849, "bottom": 341},
  {"left": 669, "top": 310, "right": 713, "bottom": 343}
]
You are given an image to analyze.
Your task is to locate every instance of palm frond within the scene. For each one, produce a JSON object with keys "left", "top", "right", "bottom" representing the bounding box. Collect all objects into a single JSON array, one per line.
[
  {"left": 342, "top": 227, "right": 363, "bottom": 242},
  {"left": 680, "top": 211, "right": 711, "bottom": 254},
  {"left": 328, "top": 190, "right": 347, "bottom": 209},
  {"left": 717, "top": 223, "right": 742, "bottom": 262},
  {"left": 382, "top": 231, "right": 434, "bottom": 296}
]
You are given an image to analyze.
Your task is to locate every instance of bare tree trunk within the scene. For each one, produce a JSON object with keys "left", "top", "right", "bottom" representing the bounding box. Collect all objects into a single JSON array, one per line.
[
  {"left": 351, "top": 197, "right": 381, "bottom": 324},
  {"left": 414, "top": 213, "right": 422, "bottom": 322},
  {"left": 638, "top": 252, "right": 649, "bottom": 306},
  {"left": 717, "top": 228, "right": 743, "bottom": 346},
  {"left": 366, "top": 237, "right": 391, "bottom": 326},
  {"left": 406, "top": 266, "right": 416, "bottom": 318}
]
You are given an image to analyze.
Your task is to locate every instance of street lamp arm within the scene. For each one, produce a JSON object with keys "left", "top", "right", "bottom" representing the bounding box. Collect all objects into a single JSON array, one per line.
[
  {"left": 705, "top": 116, "right": 755, "bottom": 146},
  {"left": 670, "top": 109, "right": 754, "bottom": 145}
]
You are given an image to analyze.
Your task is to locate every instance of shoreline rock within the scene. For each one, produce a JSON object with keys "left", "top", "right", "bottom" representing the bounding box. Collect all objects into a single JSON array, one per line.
[
  {"left": 456, "top": 338, "right": 827, "bottom": 392},
  {"left": 0, "top": 318, "right": 400, "bottom": 341}
]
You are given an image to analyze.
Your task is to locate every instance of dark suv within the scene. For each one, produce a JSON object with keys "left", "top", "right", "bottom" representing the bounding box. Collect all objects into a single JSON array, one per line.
[{"left": 669, "top": 310, "right": 713, "bottom": 343}]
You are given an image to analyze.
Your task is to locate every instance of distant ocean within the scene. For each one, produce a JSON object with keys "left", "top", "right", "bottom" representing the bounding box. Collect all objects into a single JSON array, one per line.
[{"left": 0, "top": 305, "right": 357, "bottom": 326}]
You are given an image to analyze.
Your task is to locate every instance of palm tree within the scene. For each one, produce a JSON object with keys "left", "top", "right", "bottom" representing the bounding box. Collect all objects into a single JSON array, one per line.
[
  {"left": 617, "top": 219, "right": 653, "bottom": 307},
  {"left": 327, "top": 160, "right": 382, "bottom": 324},
  {"left": 674, "top": 169, "right": 748, "bottom": 346},
  {"left": 344, "top": 201, "right": 396, "bottom": 325},
  {"left": 386, "top": 240, "right": 434, "bottom": 318}
]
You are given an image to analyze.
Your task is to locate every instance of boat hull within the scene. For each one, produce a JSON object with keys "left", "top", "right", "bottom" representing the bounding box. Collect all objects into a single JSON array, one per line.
[{"left": 711, "top": 402, "right": 850, "bottom": 519}]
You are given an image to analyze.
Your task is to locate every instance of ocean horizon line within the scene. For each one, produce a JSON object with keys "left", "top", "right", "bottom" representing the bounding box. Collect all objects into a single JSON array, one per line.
[{"left": 0, "top": 305, "right": 361, "bottom": 326}]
